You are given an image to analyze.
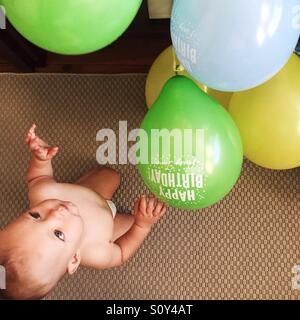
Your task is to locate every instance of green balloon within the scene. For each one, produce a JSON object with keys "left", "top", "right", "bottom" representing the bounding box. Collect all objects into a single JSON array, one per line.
[
  {"left": 2, "top": 0, "right": 142, "bottom": 55},
  {"left": 138, "top": 76, "right": 243, "bottom": 210}
]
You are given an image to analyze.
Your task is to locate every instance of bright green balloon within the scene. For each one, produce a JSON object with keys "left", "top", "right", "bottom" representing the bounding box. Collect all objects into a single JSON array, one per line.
[
  {"left": 138, "top": 76, "right": 243, "bottom": 210},
  {"left": 2, "top": 0, "right": 142, "bottom": 55}
]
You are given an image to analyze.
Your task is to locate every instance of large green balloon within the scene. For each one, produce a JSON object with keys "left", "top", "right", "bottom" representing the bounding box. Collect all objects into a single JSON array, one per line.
[
  {"left": 1, "top": 0, "right": 142, "bottom": 55},
  {"left": 138, "top": 76, "right": 243, "bottom": 210}
]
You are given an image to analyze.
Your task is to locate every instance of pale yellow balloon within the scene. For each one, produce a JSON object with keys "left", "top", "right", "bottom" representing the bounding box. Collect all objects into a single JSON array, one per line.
[
  {"left": 145, "top": 46, "right": 232, "bottom": 109},
  {"left": 229, "top": 54, "right": 300, "bottom": 170}
]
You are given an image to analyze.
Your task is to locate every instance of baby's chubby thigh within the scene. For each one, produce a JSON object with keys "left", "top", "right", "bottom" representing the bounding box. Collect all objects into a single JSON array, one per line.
[{"left": 76, "top": 167, "right": 121, "bottom": 200}]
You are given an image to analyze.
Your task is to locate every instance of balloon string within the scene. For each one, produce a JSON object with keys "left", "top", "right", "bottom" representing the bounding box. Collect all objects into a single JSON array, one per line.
[{"left": 172, "top": 46, "right": 185, "bottom": 75}]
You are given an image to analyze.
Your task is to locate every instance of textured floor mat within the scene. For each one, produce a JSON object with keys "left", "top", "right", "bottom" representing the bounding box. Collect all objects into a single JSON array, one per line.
[{"left": 0, "top": 73, "right": 299, "bottom": 300}]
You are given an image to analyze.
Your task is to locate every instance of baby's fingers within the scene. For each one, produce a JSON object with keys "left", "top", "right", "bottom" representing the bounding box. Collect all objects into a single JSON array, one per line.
[
  {"left": 29, "top": 123, "right": 37, "bottom": 136},
  {"left": 153, "top": 201, "right": 164, "bottom": 217},
  {"left": 25, "top": 124, "right": 37, "bottom": 144},
  {"left": 155, "top": 204, "right": 167, "bottom": 219},
  {"left": 29, "top": 137, "right": 39, "bottom": 151},
  {"left": 133, "top": 198, "right": 140, "bottom": 215},
  {"left": 47, "top": 146, "right": 59, "bottom": 158},
  {"left": 25, "top": 132, "right": 31, "bottom": 144},
  {"left": 139, "top": 195, "right": 147, "bottom": 214},
  {"left": 146, "top": 196, "right": 155, "bottom": 215},
  {"left": 34, "top": 146, "right": 45, "bottom": 156}
]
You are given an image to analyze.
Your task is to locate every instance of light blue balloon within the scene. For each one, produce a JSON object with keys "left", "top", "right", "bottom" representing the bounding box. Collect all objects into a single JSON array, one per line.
[{"left": 171, "top": 0, "right": 300, "bottom": 92}]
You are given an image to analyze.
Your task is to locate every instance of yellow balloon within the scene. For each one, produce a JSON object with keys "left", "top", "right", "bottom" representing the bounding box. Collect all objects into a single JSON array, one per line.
[
  {"left": 206, "top": 88, "right": 232, "bottom": 111},
  {"left": 145, "top": 46, "right": 232, "bottom": 109},
  {"left": 229, "top": 54, "right": 300, "bottom": 170}
]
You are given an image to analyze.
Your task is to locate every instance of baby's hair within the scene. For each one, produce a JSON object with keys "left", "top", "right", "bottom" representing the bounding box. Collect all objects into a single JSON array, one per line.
[{"left": 0, "top": 245, "right": 55, "bottom": 300}]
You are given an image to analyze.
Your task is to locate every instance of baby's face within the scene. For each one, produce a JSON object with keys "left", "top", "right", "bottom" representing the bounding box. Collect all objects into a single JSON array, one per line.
[{"left": 2, "top": 199, "right": 84, "bottom": 279}]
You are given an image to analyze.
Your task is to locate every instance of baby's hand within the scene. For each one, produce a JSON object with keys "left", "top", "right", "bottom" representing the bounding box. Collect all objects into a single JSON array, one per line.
[
  {"left": 25, "top": 124, "right": 59, "bottom": 161},
  {"left": 133, "top": 195, "right": 167, "bottom": 229}
]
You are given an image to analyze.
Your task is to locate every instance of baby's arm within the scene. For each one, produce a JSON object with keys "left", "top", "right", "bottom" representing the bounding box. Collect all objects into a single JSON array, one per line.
[
  {"left": 113, "top": 196, "right": 167, "bottom": 265},
  {"left": 84, "top": 196, "right": 167, "bottom": 269},
  {"left": 25, "top": 124, "right": 59, "bottom": 206},
  {"left": 25, "top": 124, "right": 58, "bottom": 184}
]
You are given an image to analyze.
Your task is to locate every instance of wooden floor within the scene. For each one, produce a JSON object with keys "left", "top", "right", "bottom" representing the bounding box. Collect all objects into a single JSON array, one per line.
[{"left": 0, "top": 2, "right": 171, "bottom": 74}]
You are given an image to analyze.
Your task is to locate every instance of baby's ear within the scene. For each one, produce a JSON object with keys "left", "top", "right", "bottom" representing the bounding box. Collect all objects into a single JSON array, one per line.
[{"left": 67, "top": 251, "right": 81, "bottom": 275}]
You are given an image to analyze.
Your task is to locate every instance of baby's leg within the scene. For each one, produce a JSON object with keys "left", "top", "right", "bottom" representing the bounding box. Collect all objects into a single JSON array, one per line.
[{"left": 76, "top": 167, "right": 120, "bottom": 200}]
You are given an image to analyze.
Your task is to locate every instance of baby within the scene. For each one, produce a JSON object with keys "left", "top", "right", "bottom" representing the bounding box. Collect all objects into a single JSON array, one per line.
[{"left": 0, "top": 124, "right": 167, "bottom": 300}]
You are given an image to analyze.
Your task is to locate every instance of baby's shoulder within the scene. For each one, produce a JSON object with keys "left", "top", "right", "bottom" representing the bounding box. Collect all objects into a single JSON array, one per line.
[{"left": 28, "top": 177, "right": 61, "bottom": 205}]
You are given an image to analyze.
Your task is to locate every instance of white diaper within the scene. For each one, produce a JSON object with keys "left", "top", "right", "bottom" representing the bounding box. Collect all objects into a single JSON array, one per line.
[{"left": 106, "top": 200, "right": 117, "bottom": 218}]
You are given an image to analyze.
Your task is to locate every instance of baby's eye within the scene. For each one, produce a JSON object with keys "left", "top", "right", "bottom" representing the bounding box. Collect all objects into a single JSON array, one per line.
[
  {"left": 29, "top": 212, "right": 41, "bottom": 220},
  {"left": 54, "top": 230, "right": 65, "bottom": 242}
]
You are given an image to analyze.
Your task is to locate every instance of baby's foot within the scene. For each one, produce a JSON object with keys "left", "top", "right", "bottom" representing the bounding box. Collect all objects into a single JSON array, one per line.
[{"left": 25, "top": 124, "right": 59, "bottom": 161}]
